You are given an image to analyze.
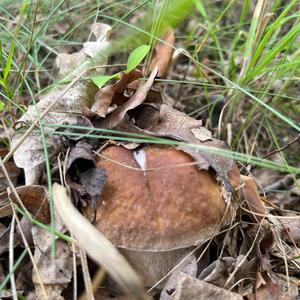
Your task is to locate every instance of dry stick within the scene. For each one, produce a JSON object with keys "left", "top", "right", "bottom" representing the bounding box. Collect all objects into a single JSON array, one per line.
[
  {"left": 250, "top": 134, "right": 300, "bottom": 172},
  {"left": 263, "top": 134, "right": 300, "bottom": 159},
  {"left": 2, "top": 69, "right": 86, "bottom": 164},
  {"left": 79, "top": 248, "right": 95, "bottom": 300},
  {"left": 9, "top": 214, "right": 17, "bottom": 300},
  {"left": 71, "top": 235, "right": 78, "bottom": 300},
  {"left": 0, "top": 158, "right": 47, "bottom": 298},
  {"left": 79, "top": 268, "right": 106, "bottom": 300}
]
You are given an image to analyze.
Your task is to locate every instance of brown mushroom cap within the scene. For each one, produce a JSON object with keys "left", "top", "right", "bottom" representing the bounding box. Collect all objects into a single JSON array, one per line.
[{"left": 95, "top": 145, "right": 236, "bottom": 251}]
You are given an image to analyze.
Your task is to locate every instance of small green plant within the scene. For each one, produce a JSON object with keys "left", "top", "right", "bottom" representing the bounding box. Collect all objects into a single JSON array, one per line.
[{"left": 91, "top": 43, "right": 150, "bottom": 88}]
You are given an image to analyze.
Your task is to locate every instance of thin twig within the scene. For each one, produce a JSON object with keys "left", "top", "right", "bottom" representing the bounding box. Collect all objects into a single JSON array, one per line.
[
  {"left": 263, "top": 134, "right": 300, "bottom": 159},
  {"left": 72, "top": 235, "right": 78, "bottom": 300},
  {"left": 79, "top": 248, "right": 95, "bottom": 300},
  {"left": 9, "top": 214, "right": 18, "bottom": 300}
]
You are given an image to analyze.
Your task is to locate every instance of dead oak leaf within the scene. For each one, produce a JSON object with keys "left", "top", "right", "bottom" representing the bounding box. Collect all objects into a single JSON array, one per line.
[
  {"left": 12, "top": 23, "right": 111, "bottom": 185},
  {"left": 12, "top": 113, "right": 93, "bottom": 185},
  {"left": 9, "top": 185, "right": 50, "bottom": 224},
  {"left": 98, "top": 67, "right": 158, "bottom": 129},
  {"left": 160, "top": 252, "right": 197, "bottom": 300}
]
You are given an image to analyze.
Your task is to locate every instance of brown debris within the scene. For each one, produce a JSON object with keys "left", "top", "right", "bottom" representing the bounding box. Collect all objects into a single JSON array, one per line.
[
  {"left": 91, "top": 69, "right": 142, "bottom": 118},
  {"left": 149, "top": 28, "right": 175, "bottom": 78},
  {"left": 66, "top": 140, "right": 107, "bottom": 213},
  {"left": 163, "top": 272, "right": 243, "bottom": 300},
  {"left": 30, "top": 215, "right": 72, "bottom": 300},
  {"left": 98, "top": 67, "right": 158, "bottom": 129},
  {"left": 9, "top": 185, "right": 50, "bottom": 223}
]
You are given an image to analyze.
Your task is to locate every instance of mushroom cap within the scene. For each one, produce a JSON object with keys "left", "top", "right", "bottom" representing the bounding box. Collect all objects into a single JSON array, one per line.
[{"left": 95, "top": 145, "right": 236, "bottom": 251}]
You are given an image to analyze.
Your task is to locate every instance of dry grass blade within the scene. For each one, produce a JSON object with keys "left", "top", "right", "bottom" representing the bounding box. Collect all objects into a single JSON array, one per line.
[
  {"left": 79, "top": 248, "right": 95, "bottom": 300},
  {"left": 9, "top": 214, "right": 17, "bottom": 300},
  {"left": 52, "top": 183, "right": 150, "bottom": 300},
  {"left": 79, "top": 268, "right": 106, "bottom": 300}
]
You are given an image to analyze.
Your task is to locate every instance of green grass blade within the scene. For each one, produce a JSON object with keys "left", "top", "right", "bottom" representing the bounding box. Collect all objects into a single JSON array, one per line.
[
  {"left": 3, "top": 40, "right": 14, "bottom": 80},
  {"left": 250, "top": 0, "right": 299, "bottom": 70}
]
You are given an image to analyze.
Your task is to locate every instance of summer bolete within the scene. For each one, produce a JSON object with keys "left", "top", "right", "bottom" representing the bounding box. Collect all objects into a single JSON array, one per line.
[{"left": 95, "top": 144, "right": 240, "bottom": 287}]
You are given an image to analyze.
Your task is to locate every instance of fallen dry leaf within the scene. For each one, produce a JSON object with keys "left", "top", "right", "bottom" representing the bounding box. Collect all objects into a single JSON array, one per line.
[
  {"left": 160, "top": 252, "right": 197, "bottom": 300},
  {"left": 169, "top": 272, "right": 243, "bottom": 300},
  {"left": 13, "top": 113, "right": 93, "bottom": 185},
  {"left": 12, "top": 23, "right": 111, "bottom": 185},
  {"left": 278, "top": 214, "right": 300, "bottom": 245},
  {"left": 98, "top": 67, "right": 158, "bottom": 129},
  {"left": 0, "top": 160, "right": 21, "bottom": 218},
  {"left": 248, "top": 273, "right": 290, "bottom": 300},
  {"left": 0, "top": 223, "right": 9, "bottom": 255},
  {"left": 91, "top": 69, "right": 142, "bottom": 118},
  {"left": 0, "top": 161, "right": 20, "bottom": 191},
  {"left": 198, "top": 257, "right": 236, "bottom": 287},
  {"left": 241, "top": 175, "right": 267, "bottom": 221},
  {"left": 66, "top": 139, "right": 107, "bottom": 213},
  {"left": 149, "top": 28, "right": 175, "bottom": 78},
  {"left": 9, "top": 185, "right": 50, "bottom": 223},
  {"left": 30, "top": 213, "right": 72, "bottom": 300},
  {"left": 15, "top": 260, "right": 35, "bottom": 297},
  {"left": 249, "top": 222, "right": 275, "bottom": 273},
  {"left": 198, "top": 255, "right": 257, "bottom": 292},
  {"left": 0, "top": 197, "right": 13, "bottom": 218},
  {"left": 0, "top": 291, "right": 12, "bottom": 299}
]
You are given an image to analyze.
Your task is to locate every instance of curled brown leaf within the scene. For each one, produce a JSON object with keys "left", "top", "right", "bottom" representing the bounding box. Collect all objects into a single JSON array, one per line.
[
  {"left": 91, "top": 69, "right": 142, "bottom": 118},
  {"left": 98, "top": 67, "right": 158, "bottom": 129},
  {"left": 149, "top": 28, "right": 175, "bottom": 78}
]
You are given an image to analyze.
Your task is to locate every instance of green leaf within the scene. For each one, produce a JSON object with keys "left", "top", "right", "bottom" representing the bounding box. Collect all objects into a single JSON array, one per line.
[
  {"left": 192, "top": 0, "right": 207, "bottom": 19},
  {"left": 0, "top": 101, "right": 5, "bottom": 112},
  {"left": 91, "top": 74, "right": 120, "bottom": 89},
  {"left": 126, "top": 44, "right": 150, "bottom": 72}
]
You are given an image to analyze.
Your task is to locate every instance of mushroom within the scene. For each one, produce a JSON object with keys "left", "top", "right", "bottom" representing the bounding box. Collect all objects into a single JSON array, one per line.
[{"left": 95, "top": 144, "right": 241, "bottom": 288}]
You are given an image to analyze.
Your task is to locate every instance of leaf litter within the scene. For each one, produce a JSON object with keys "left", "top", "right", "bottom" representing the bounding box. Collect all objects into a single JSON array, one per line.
[{"left": 1, "top": 18, "right": 299, "bottom": 300}]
